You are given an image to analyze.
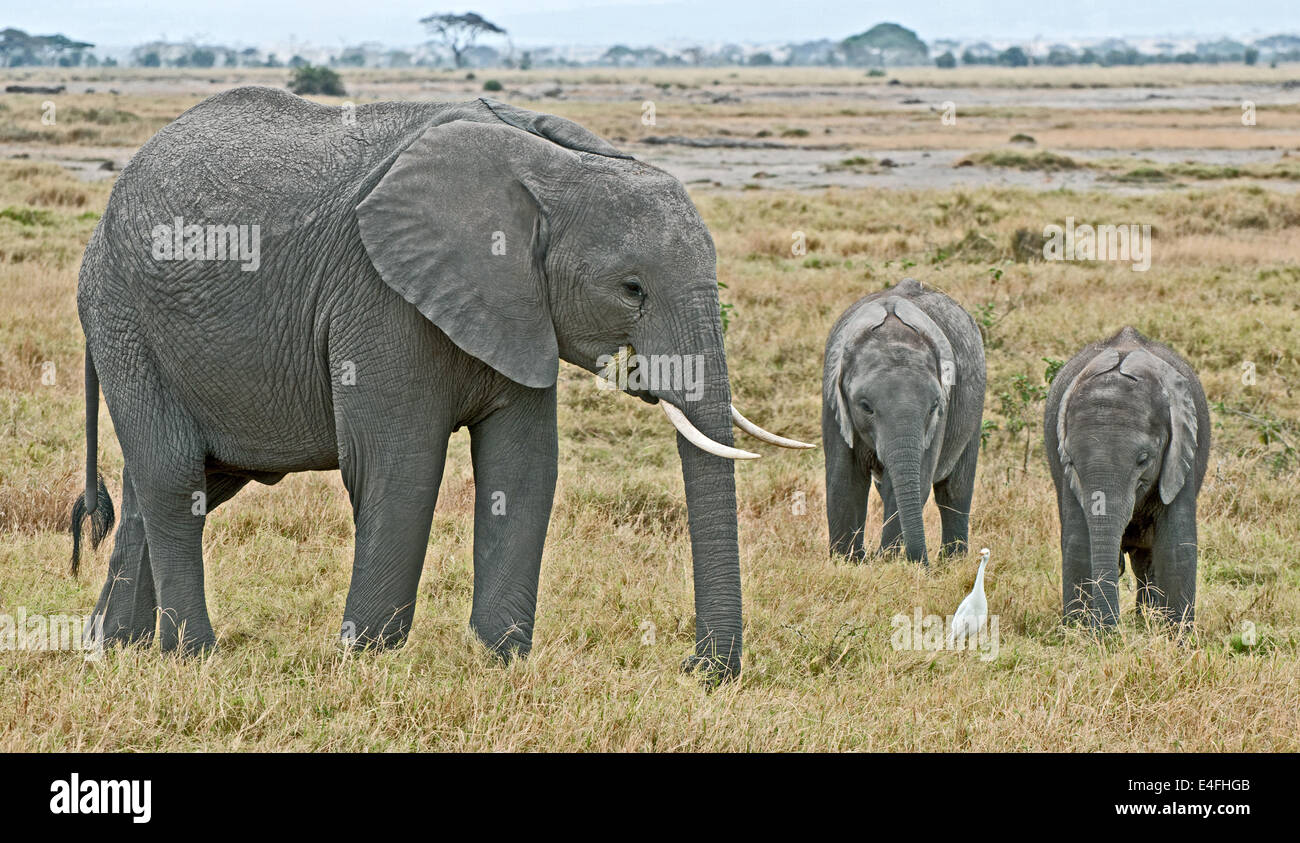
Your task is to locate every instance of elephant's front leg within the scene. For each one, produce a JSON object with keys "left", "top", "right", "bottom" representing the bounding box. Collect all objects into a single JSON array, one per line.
[
  {"left": 467, "top": 384, "right": 558, "bottom": 658},
  {"left": 338, "top": 430, "right": 447, "bottom": 649},
  {"left": 823, "top": 416, "right": 869, "bottom": 561},
  {"left": 1059, "top": 490, "right": 1090, "bottom": 624},
  {"left": 875, "top": 472, "right": 904, "bottom": 555},
  {"left": 1129, "top": 546, "right": 1156, "bottom": 617},
  {"left": 935, "top": 438, "right": 978, "bottom": 557},
  {"left": 1150, "top": 502, "right": 1198, "bottom": 628}
]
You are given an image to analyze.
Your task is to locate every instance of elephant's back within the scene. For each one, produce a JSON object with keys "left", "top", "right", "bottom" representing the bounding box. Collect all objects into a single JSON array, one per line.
[{"left": 105, "top": 88, "right": 449, "bottom": 233}]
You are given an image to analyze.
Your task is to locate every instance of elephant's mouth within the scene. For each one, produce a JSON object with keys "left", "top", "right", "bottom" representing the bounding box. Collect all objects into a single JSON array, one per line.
[{"left": 597, "top": 344, "right": 815, "bottom": 459}]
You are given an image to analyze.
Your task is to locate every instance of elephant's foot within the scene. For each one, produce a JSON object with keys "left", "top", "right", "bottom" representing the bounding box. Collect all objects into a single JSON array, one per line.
[
  {"left": 87, "top": 612, "right": 155, "bottom": 650},
  {"left": 681, "top": 652, "right": 740, "bottom": 686},
  {"left": 939, "top": 538, "right": 969, "bottom": 558},
  {"left": 89, "top": 576, "right": 158, "bottom": 649},
  {"left": 89, "top": 592, "right": 157, "bottom": 648},
  {"left": 157, "top": 611, "right": 217, "bottom": 656},
  {"left": 469, "top": 615, "right": 533, "bottom": 661},
  {"left": 340, "top": 614, "right": 412, "bottom": 651}
]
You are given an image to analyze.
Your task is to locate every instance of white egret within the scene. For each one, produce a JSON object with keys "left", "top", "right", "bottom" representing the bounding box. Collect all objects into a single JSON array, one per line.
[{"left": 949, "top": 548, "right": 990, "bottom": 648}]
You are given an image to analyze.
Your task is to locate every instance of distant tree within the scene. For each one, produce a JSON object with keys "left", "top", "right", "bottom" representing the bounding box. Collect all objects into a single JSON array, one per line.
[
  {"left": 140, "top": 51, "right": 161, "bottom": 67},
  {"left": 1045, "top": 46, "right": 1078, "bottom": 66},
  {"left": 841, "top": 22, "right": 928, "bottom": 66},
  {"left": 1245, "top": 47, "right": 1259, "bottom": 65},
  {"left": 749, "top": 51, "right": 774, "bottom": 66},
  {"left": 997, "top": 46, "right": 1029, "bottom": 67},
  {"left": 289, "top": 64, "right": 346, "bottom": 96},
  {"left": 0, "top": 28, "right": 93, "bottom": 66},
  {"left": 289, "top": 54, "right": 308, "bottom": 68},
  {"left": 420, "top": 12, "right": 506, "bottom": 68},
  {"left": 935, "top": 51, "right": 956, "bottom": 68},
  {"left": 336, "top": 47, "right": 367, "bottom": 67},
  {"left": 962, "top": 47, "right": 996, "bottom": 66},
  {"left": 1101, "top": 47, "right": 1142, "bottom": 66}
]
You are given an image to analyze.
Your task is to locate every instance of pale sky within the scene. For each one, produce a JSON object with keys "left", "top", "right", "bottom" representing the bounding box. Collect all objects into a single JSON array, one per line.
[{"left": 10, "top": 0, "right": 1299, "bottom": 49}]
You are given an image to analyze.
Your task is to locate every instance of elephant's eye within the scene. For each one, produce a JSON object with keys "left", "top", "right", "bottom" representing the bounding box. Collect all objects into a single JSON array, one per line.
[
  {"left": 621, "top": 279, "right": 645, "bottom": 299},
  {"left": 1137, "top": 452, "right": 1150, "bottom": 466},
  {"left": 859, "top": 400, "right": 873, "bottom": 414},
  {"left": 930, "top": 399, "right": 940, "bottom": 415}
]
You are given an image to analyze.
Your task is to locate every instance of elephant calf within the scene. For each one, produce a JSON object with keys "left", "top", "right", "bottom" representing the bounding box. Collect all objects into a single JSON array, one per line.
[
  {"left": 1044, "top": 327, "right": 1210, "bottom": 628},
  {"left": 823, "top": 279, "right": 986, "bottom": 564}
]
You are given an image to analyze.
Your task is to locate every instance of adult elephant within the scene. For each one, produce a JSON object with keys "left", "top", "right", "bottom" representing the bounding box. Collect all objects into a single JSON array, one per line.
[
  {"left": 822, "top": 279, "right": 986, "bottom": 564},
  {"left": 1044, "top": 326, "right": 1209, "bottom": 628},
  {"left": 68, "top": 88, "right": 808, "bottom": 679}
]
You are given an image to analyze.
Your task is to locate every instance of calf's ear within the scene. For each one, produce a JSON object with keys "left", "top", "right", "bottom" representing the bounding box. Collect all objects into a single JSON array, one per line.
[{"left": 1121, "top": 350, "right": 1198, "bottom": 504}]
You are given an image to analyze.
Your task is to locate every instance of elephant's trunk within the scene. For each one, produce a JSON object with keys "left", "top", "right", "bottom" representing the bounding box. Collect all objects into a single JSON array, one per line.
[
  {"left": 653, "top": 287, "right": 743, "bottom": 680},
  {"left": 677, "top": 397, "right": 743, "bottom": 679},
  {"left": 1084, "top": 485, "right": 1132, "bottom": 628},
  {"left": 883, "top": 435, "right": 929, "bottom": 564}
]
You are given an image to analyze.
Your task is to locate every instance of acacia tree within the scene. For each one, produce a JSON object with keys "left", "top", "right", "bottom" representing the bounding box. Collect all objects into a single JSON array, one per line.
[{"left": 420, "top": 12, "right": 506, "bottom": 68}]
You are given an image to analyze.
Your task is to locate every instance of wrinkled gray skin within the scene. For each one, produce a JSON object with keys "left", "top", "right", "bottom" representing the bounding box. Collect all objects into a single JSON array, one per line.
[
  {"left": 73, "top": 88, "right": 744, "bottom": 677},
  {"left": 823, "top": 279, "right": 986, "bottom": 564},
  {"left": 1044, "top": 326, "right": 1209, "bottom": 629}
]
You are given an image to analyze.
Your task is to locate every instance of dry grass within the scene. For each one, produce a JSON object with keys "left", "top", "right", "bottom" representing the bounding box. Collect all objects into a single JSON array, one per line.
[{"left": 0, "top": 69, "right": 1298, "bottom": 751}]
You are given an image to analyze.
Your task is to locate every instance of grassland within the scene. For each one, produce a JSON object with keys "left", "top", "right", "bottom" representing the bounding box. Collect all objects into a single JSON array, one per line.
[{"left": 0, "top": 66, "right": 1297, "bottom": 751}]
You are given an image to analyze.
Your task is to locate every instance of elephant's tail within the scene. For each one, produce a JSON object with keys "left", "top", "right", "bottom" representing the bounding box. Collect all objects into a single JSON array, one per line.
[{"left": 69, "top": 347, "right": 114, "bottom": 575}]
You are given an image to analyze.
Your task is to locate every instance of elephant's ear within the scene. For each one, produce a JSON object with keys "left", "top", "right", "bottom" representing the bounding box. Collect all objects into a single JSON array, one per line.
[
  {"left": 891, "top": 296, "right": 957, "bottom": 400},
  {"left": 1121, "top": 349, "right": 1198, "bottom": 504},
  {"left": 356, "top": 119, "right": 577, "bottom": 389},
  {"left": 1057, "top": 348, "right": 1121, "bottom": 504},
  {"left": 481, "top": 98, "right": 634, "bottom": 159},
  {"left": 826, "top": 300, "right": 889, "bottom": 446}
]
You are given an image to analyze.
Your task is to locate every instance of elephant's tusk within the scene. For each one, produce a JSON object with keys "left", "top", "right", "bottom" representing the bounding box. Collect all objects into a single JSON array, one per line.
[
  {"left": 661, "top": 402, "right": 760, "bottom": 460},
  {"left": 730, "top": 405, "right": 817, "bottom": 449}
]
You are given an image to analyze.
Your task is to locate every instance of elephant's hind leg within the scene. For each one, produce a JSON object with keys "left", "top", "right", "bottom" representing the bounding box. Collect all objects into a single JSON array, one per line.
[
  {"left": 90, "top": 469, "right": 249, "bottom": 648},
  {"left": 91, "top": 467, "right": 156, "bottom": 645},
  {"left": 127, "top": 442, "right": 216, "bottom": 655}
]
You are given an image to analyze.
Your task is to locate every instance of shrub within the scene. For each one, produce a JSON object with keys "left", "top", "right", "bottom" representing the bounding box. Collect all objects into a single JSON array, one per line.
[
  {"left": 482, "top": 79, "right": 503, "bottom": 92},
  {"left": 288, "top": 65, "right": 346, "bottom": 97}
]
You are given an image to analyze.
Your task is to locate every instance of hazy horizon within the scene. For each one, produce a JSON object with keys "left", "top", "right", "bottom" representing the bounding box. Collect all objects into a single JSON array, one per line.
[{"left": 9, "top": 0, "right": 1299, "bottom": 50}]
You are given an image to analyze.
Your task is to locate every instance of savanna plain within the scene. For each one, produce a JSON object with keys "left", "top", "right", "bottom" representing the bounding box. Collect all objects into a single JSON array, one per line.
[{"left": 0, "top": 64, "right": 1297, "bottom": 751}]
